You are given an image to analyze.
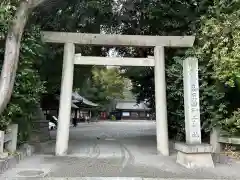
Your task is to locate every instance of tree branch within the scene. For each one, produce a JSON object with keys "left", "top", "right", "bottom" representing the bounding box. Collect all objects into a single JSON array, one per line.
[{"left": 31, "top": 0, "right": 47, "bottom": 8}]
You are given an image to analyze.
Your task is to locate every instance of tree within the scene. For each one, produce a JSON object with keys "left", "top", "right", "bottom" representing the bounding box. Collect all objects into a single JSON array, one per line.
[
  {"left": 0, "top": 7, "right": 46, "bottom": 142},
  {"left": 1, "top": 0, "right": 113, "bottom": 114},
  {"left": 0, "top": 0, "right": 47, "bottom": 114},
  {"left": 195, "top": 0, "right": 240, "bottom": 135},
  {"left": 113, "top": 0, "right": 210, "bottom": 139},
  {"left": 122, "top": 0, "right": 240, "bottom": 138},
  {"left": 0, "top": 0, "right": 115, "bottom": 143},
  {"left": 33, "top": 0, "right": 115, "bottom": 94},
  {"left": 197, "top": 0, "right": 240, "bottom": 87},
  {"left": 79, "top": 67, "right": 125, "bottom": 109}
]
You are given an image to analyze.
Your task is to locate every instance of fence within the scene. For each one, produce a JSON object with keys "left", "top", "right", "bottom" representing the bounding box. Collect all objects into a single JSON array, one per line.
[
  {"left": 0, "top": 124, "right": 18, "bottom": 154},
  {"left": 210, "top": 128, "right": 240, "bottom": 153}
]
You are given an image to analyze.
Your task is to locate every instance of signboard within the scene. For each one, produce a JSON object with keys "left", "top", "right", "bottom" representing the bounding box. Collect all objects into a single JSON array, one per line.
[{"left": 122, "top": 112, "right": 130, "bottom": 117}]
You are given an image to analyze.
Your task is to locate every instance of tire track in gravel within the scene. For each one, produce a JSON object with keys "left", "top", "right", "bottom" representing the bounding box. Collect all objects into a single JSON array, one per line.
[
  {"left": 83, "top": 133, "right": 131, "bottom": 174},
  {"left": 119, "top": 142, "right": 135, "bottom": 169},
  {"left": 67, "top": 139, "right": 101, "bottom": 159}
]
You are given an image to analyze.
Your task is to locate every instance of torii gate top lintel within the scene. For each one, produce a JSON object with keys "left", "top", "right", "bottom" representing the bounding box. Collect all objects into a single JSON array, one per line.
[{"left": 41, "top": 31, "right": 195, "bottom": 47}]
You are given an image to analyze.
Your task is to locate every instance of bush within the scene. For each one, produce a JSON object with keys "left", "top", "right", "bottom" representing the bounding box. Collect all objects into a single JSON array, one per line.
[
  {"left": 111, "top": 115, "right": 116, "bottom": 121},
  {"left": 220, "top": 109, "right": 240, "bottom": 136}
]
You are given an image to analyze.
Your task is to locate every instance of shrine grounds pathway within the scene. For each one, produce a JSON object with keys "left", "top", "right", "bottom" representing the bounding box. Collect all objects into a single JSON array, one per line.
[{"left": 1, "top": 120, "right": 240, "bottom": 179}]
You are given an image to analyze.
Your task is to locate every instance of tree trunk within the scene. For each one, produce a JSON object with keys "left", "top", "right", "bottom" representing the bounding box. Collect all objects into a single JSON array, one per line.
[{"left": 0, "top": 0, "right": 46, "bottom": 114}]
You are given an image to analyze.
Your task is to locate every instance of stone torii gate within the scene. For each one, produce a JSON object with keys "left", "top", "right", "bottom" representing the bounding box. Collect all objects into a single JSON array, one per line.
[{"left": 41, "top": 32, "right": 214, "bottom": 168}]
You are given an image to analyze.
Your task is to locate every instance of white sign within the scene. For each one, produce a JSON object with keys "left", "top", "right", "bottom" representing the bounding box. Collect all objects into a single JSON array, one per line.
[{"left": 122, "top": 112, "right": 130, "bottom": 117}]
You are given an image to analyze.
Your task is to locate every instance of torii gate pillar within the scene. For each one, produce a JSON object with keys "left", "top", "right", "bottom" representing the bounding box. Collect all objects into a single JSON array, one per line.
[
  {"left": 154, "top": 46, "right": 169, "bottom": 156},
  {"left": 55, "top": 43, "right": 75, "bottom": 156}
]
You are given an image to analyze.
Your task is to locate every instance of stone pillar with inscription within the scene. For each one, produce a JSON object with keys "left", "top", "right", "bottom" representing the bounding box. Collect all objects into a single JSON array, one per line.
[
  {"left": 174, "top": 57, "right": 214, "bottom": 168},
  {"left": 183, "top": 57, "right": 201, "bottom": 144}
]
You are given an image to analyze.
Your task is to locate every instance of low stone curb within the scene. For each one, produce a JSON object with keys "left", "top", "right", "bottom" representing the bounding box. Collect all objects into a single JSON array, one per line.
[
  {"left": 212, "top": 153, "right": 233, "bottom": 164},
  {"left": 0, "top": 144, "right": 34, "bottom": 174}
]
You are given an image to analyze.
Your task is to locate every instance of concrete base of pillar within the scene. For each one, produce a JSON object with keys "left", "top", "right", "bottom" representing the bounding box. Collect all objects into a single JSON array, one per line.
[{"left": 175, "top": 142, "right": 214, "bottom": 168}]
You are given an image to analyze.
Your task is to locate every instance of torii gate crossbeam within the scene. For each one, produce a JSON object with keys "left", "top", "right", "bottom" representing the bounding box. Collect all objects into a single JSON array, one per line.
[
  {"left": 74, "top": 55, "right": 155, "bottom": 67},
  {"left": 41, "top": 31, "right": 195, "bottom": 47}
]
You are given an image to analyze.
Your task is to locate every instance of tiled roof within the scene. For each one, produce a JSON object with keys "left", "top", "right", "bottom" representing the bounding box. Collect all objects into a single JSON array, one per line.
[
  {"left": 116, "top": 101, "right": 150, "bottom": 110},
  {"left": 56, "top": 92, "right": 98, "bottom": 108},
  {"left": 72, "top": 92, "right": 98, "bottom": 107},
  {"left": 71, "top": 103, "right": 79, "bottom": 109}
]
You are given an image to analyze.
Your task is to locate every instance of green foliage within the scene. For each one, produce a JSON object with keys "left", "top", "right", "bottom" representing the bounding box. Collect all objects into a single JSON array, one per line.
[
  {"left": 195, "top": 0, "right": 240, "bottom": 135},
  {"left": 0, "top": 24, "right": 46, "bottom": 141},
  {"left": 167, "top": 52, "right": 229, "bottom": 139},
  {"left": 122, "top": 0, "right": 240, "bottom": 139},
  {"left": 118, "top": 0, "right": 209, "bottom": 140},
  {"left": 0, "top": 1, "right": 15, "bottom": 38},
  {"left": 165, "top": 58, "right": 185, "bottom": 140},
  {"left": 0, "top": 0, "right": 117, "bottom": 142},
  {"left": 79, "top": 67, "right": 125, "bottom": 109},
  {"left": 111, "top": 115, "right": 116, "bottom": 121},
  {"left": 0, "top": 0, "right": 46, "bottom": 142},
  {"left": 220, "top": 109, "right": 240, "bottom": 136},
  {"left": 92, "top": 67, "right": 125, "bottom": 100},
  {"left": 198, "top": 0, "right": 240, "bottom": 87},
  {"left": 32, "top": 0, "right": 116, "bottom": 94}
]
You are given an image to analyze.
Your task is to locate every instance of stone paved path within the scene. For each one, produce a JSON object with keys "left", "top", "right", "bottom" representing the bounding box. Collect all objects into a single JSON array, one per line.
[{"left": 1, "top": 121, "right": 240, "bottom": 179}]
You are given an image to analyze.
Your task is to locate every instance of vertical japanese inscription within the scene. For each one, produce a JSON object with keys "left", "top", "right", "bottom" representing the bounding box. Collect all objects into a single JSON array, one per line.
[
  {"left": 184, "top": 58, "right": 201, "bottom": 144},
  {"left": 189, "top": 59, "right": 201, "bottom": 142}
]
